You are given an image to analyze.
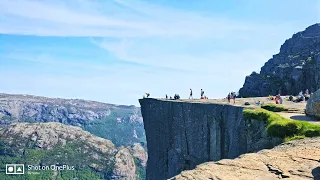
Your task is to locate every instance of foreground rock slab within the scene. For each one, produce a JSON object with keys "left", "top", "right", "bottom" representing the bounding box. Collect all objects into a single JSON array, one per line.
[{"left": 171, "top": 138, "right": 320, "bottom": 180}]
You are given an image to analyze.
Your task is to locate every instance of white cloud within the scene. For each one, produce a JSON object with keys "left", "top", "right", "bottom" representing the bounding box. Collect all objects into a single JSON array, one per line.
[{"left": 0, "top": 0, "right": 298, "bottom": 39}]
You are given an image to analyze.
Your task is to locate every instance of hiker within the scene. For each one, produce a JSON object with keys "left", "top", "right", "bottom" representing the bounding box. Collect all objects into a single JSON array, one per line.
[
  {"left": 189, "top": 89, "right": 193, "bottom": 99},
  {"left": 166, "top": 94, "right": 168, "bottom": 99},
  {"left": 305, "top": 89, "right": 309, "bottom": 95},
  {"left": 305, "top": 94, "right": 310, "bottom": 101},
  {"left": 146, "top": 93, "right": 150, "bottom": 98},
  {"left": 232, "top": 92, "right": 236, "bottom": 104},
  {"left": 201, "top": 89, "right": 204, "bottom": 99},
  {"left": 227, "top": 93, "right": 231, "bottom": 103},
  {"left": 279, "top": 97, "right": 283, "bottom": 104},
  {"left": 174, "top": 94, "right": 180, "bottom": 100},
  {"left": 289, "top": 95, "right": 293, "bottom": 101},
  {"left": 299, "top": 91, "right": 303, "bottom": 97},
  {"left": 256, "top": 101, "right": 261, "bottom": 106}
]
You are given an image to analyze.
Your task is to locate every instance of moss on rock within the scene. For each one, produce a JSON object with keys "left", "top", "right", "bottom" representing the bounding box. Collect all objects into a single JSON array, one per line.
[
  {"left": 243, "top": 108, "right": 320, "bottom": 140},
  {"left": 261, "top": 104, "right": 288, "bottom": 112}
]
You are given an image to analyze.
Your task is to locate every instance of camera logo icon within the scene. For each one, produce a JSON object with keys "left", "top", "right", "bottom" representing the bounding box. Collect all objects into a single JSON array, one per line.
[{"left": 6, "top": 164, "right": 24, "bottom": 174}]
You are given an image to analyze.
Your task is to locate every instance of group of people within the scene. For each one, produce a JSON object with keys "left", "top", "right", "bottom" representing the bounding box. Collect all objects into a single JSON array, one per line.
[
  {"left": 268, "top": 94, "right": 283, "bottom": 104},
  {"left": 164, "top": 94, "right": 180, "bottom": 100},
  {"left": 227, "top": 92, "right": 237, "bottom": 104},
  {"left": 267, "top": 89, "right": 311, "bottom": 104},
  {"left": 290, "top": 89, "right": 310, "bottom": 102},
  {"left": 188, "top": 88, "right": 208, "bottom": 99},
  {"left": 156, "top": 88, "right": 208, "bottom": 100}
]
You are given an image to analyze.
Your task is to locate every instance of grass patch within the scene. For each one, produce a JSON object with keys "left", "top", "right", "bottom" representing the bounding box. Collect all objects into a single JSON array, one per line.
[
  {"left": 243, "top": 108, "right": 320, "bottom": 141},
  {"left": 284, "top": 135, "right": 306, "bottom": 142},
  {"left": 261, "top": 104, "right": 288, "bottom": 112}
]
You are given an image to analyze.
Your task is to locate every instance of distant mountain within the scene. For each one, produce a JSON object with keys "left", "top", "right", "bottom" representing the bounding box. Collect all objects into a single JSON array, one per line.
[
  {"left": 0, "top": 93, "right": 147, "bottom": 179},
  {"left": 0, "top": 93, "right": 146, "bottom": 147},
  {"left": 0, "top": 122, "right": 139, "bottom": 179},
  {"left": 239, "top": 23, "right": 320, "bottom": 97}
]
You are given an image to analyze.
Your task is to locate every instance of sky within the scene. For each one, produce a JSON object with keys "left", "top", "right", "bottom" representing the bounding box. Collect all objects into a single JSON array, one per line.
[{"left": 0, "top": 0, "right": 319, "bottom": 106}]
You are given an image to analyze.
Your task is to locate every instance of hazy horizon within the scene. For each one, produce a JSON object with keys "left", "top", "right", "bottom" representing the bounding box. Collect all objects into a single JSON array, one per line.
[{"left": 1, "top": 0, "right": 320, "bottom": 106}]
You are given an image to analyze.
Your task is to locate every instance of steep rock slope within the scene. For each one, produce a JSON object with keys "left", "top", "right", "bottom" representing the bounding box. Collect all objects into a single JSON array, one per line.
[
  {"left": 0, "top": 93, "right": 145, "bottom": 147},
  {"left": 172, "top": 137, "right": 320, "bottom": 180},
  {"left": 239, "top": 24, "right": 320, "bottom": 97},
  {"left": 0, "top": 122, "right": 136, "bottom": 180},
  {"left": 139, "top": 98, "right": 281, "bottom": 180}
]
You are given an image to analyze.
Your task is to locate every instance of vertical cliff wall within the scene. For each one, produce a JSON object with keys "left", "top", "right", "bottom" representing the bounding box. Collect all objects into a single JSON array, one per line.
[{"left": 139, "top": 98, "right": 282, "bottom": 180}]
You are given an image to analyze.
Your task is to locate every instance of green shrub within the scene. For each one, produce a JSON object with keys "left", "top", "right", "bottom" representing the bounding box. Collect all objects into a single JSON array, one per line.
[
  {"left": 243, "top": 108, "right": 320, "bottom": 141},
  {"left": 261, "top": 104, "right": 287, "bottom": 112},
  {"left": 267, "top": 121, "right": 302, "bottom": 138},
  {"left": 305, "top": 129, "right": 320, "bottom": 137}
]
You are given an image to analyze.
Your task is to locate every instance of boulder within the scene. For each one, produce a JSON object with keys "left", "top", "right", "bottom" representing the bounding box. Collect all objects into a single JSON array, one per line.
[{"left": 306, "top": 89, "right": 320, "bottom": 119}]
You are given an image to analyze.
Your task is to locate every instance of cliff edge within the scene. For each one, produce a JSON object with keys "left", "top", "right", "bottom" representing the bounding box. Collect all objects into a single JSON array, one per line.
[{"left": 139, "top": 98, "right": 281, "bottom": 180}]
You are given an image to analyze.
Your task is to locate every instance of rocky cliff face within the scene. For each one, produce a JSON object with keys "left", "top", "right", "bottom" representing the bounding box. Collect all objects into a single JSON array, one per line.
[
  {"left": 139, "top": 98, "right": 281, "bottom": 180},
  {"left": 0, "top": 122, "right": 137, "bottom": 179},
  {"left": 172, "top": 137, "right": 320, "bottom": 180},
  {"left": 239, "top": 24, "right": 320, "bottom": 97}
]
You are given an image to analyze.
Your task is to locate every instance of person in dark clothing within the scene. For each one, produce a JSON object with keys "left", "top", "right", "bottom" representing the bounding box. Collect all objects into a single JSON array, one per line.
[
  {"left": 166, "top": 94, "right": 168, "bottom": 99},
  {"left": 201, "top": 89, "right": 204, "bottom": 99},
  {"left": 174, "top": 94, "right": 180, "bottom": 100},
  {"left": 233, "top": 92, "right": 236, "bottom": 104},
  {"left": 227, "top": 93, "right": 231, "bottom": 103},
  {"left": 189, "top": 89, "right": 193, "bottom": 99},
  {"left": 289, "top": 95, "right": 293, "bottom": 101}
]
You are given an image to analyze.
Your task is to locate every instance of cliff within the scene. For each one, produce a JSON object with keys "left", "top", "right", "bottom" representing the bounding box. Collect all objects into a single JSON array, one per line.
[
  {"left": 0, "top": 122, "right": 136, "bottom": 179},
  {"left": 172, "top": 137, "right": 320, "bottom": 180},
  {"left": 239, "top": 23, "right": 320, "bottom": 97},
  {"left": 139, "top": 98, "right": 281, "bottom": 180}
]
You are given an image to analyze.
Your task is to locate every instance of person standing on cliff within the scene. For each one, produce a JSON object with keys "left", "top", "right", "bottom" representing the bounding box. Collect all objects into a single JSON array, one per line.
[
  {"left": 227, "top": 93, "right": 231, "bottom": 103},
  {"left": 189, "top": 89, "right": 193, "bottom": 99},
  {"left": 201, "top": 89, "right": 204, "bottom": 99},
  {"left": 232, "top": 92, "right": 236, "bottom": 104}
]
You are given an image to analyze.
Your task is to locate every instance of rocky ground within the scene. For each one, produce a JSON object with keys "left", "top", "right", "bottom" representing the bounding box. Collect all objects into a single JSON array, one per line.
[
  {"left": 158, "top": 96, "right": 319, "bottom": 124},
  {"left": 171, "top": 137, "right": 320, "bottom": 180}
]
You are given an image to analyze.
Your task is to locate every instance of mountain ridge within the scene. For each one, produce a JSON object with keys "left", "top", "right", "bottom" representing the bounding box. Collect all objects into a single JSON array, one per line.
[{"left": 239, "top": 23, "right": 320, "bottom": 97}]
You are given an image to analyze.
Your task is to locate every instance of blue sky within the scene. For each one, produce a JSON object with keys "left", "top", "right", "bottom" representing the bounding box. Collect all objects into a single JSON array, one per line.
[{"left": 0, "top": 0, "right": 319, "bottom": 106}]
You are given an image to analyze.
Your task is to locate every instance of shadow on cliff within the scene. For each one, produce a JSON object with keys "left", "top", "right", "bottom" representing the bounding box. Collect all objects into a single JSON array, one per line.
[{"left": 312, "top": 166, "right": 320, "bottom": 180}]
